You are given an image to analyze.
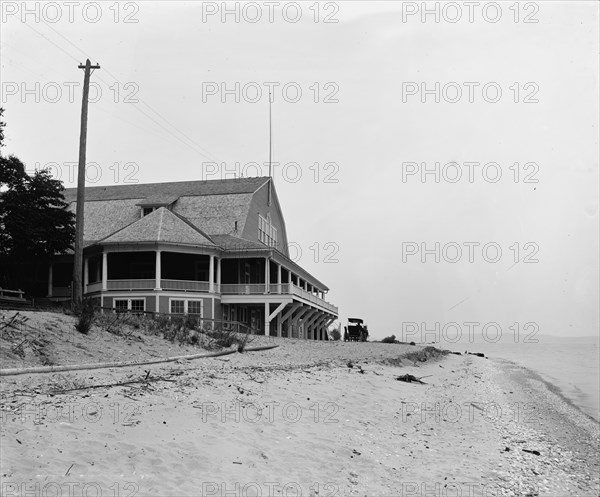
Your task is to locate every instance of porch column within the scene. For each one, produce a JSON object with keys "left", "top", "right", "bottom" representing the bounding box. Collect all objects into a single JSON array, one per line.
[
  {"left": 264, "top": 302, "right": 270, "bottom": 336},
  {"left": 288, "top": 271, "right": 292, "bottom": 291},
  {"left": 209, "top": 255, "right": 215, "bottom": 293},
  {"left": 216, "top": 257, "right": 221, "bottom": 292},
  {"left": 155, "top": 250, "right": 162, "bottom": 290},
  {"left": 277, "top": 264, "right": 282, "bottom": 294},
  {"left": 101, "top": 252, "right": 108, "bottom": 291},
  {"left": 47, "top": 264, "right": 53, "bottom": 297},
  {"left": 83, "top": 258, "right": 89, "bottom": 290},
  {"left": 264, "top": 257, "right": 270, "bottom": 294}
]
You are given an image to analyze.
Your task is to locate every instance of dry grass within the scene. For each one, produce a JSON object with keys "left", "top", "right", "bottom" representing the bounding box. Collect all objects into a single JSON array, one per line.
[{"left": 382, "top": 345, "right": 449, "bottom": 367}]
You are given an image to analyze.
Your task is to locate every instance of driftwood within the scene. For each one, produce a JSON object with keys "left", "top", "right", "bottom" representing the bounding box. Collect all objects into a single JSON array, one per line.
[
  {"left": 48, "top": 370, "right": 176, "bottom": 394},
  {"left": 395, "top": 374, "right": 429, "bottom": 384},
  {"left": 1, "top": 312, "right": 28, "bottom": 331}
]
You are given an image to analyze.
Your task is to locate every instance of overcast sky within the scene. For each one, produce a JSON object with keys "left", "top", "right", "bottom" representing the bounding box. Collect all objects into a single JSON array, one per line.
[{"left": 1, "top": 1, "right": 598, "bottom": 341}]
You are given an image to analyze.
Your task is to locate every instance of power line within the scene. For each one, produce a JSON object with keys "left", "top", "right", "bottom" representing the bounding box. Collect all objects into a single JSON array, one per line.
[
  {"left": 22, "top": 20, "right": 224, "bottom": 163},
  {"left": 20, "top": 21, "right": 80, "bottom": 63},
  {"left": 40, "top": 20, "right": 223, "bottom": 162}
]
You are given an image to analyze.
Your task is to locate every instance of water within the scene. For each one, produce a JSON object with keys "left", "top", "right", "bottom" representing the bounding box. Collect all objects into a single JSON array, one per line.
[{"left": 440, "top": 335, "right": 600, "bottom": 422}]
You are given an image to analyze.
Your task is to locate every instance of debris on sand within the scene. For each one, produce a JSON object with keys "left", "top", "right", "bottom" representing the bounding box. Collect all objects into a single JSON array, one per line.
[
  {"left": 466, "top": 352, "right": 486, "bottom": 358},
  {"left": 395, "top": 374, "right": 428, "bottom": 384}
]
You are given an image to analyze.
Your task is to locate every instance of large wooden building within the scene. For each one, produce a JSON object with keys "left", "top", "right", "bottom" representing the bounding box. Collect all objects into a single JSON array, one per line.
[{"left": 49, "top": 177, "right": 337, "bottom": 339}]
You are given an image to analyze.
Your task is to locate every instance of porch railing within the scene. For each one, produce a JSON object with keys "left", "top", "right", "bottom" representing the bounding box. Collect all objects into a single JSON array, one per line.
[
  {"left": 83, "top": 280, "right": 338, "bottom": 313},
  {"left": 294, "top": 286, "right": 337, "bottom": 313},
  {"left": 161, "top": 279, "right": 210, "bottom": 292},
  {"left": 220, "top": 284, "right": 267, "bottom": 295},
  {"left": 107, "top": 279, "right": 155, "bottom": 290},
  {"left": 51, "top": 286, "right": 72, "bottom": 297},
  {"left": 0, "top": 288, "right": 25, "bottom": 300},
  {"left": 269, "top": 283, "right": 292, "bottom": 294},
  {"left": 86, "top": 282, "right": 102, "bottom": 293},
  {"left": 221, "top": 282, "right": 338, "bottom": 314},
  {"left": 88, "top": 279, "right": 215, "bottom": 293}
]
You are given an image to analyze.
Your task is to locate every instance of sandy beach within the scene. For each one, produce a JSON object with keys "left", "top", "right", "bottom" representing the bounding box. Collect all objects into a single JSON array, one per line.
[{"left": 1, "top": 311, "right": 599, "bottom": 496}]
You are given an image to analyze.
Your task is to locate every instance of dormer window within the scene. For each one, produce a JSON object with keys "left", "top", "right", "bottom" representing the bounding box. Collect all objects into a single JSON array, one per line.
[
  {"left": 142, "top": 207, "right": 156, "bottom": 217},
  {"left": 259, "top": 213, "right": 277, "bottom": 247}
]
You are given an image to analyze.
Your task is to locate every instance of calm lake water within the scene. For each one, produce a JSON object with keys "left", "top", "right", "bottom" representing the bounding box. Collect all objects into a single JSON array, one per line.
[{"left": 441, "top": 335, "right": 600, "bottom": 422}]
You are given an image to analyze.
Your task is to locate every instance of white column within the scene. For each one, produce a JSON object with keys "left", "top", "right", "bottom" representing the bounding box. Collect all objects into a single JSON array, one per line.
[
  {"left": 277, "top": 264, "right": 282, "bottom": 293},
  {"left": 155, "top": 250, "right": 162, "bottom": 290},
  {"left": 209, "top": 255, "right": 215, "bottom": 293},
  {"left": 83, "top": 258, "right": 89, "bottom": 290},
  {"left": 288, "top": 271, "right": 292, "bottom": 290},
  {"left": 216, "top": 257, "right": 221, "bottom": 292},
  {"left": 47, "top": 264, "right": 53, "bottom": 297},
  {"left": 264, "top": 257, "right": 270, "bottom": 294},
  {"left": 101, "top": 252, "right": 108, "bottom": 291},
  {"left": 264, "top": 301, "right": 270, "bottom": 336}
]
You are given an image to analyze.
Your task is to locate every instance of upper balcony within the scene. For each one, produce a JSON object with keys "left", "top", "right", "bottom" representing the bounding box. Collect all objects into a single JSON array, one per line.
[{"left": 220, "top": 283, "right": 338, "bottom": 314}]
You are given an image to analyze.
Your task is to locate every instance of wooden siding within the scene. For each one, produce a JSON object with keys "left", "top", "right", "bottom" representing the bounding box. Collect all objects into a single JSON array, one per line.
[{"left": 242, "top": 181, "right": 289, "bottom": 257}]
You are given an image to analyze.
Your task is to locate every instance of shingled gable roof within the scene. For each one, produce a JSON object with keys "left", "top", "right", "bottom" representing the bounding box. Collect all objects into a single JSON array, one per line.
[
  {"left": 63, "top": 177, "right": 270, "bottom": 203},
  {"left": 96, "top": 207, "right": 216, "bottom": 247}
]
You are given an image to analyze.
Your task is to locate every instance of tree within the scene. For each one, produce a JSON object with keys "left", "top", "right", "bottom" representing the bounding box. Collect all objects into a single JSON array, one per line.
[
  {"left": 0, "top": 108, "right": 76, "bottom": 293},
  {"left": 329, "top": 321, "right": 342, "bottom": 341}
]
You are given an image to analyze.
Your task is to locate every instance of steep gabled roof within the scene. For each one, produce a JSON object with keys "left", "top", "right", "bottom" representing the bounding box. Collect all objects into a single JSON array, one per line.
[
  {"left": 65, "top": 177, "right": 271, "bottom": 239},
  {"left": 97, "top": 207, "right": 216, "bottom": 247},
  {"left": 63, "top": 177, "right": 270, "bottom": 202}
]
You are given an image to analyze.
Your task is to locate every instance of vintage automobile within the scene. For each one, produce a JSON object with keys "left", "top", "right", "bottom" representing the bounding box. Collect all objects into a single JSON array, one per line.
[{"left": 344, "top": 317, "right": 369, "bottom": 342}]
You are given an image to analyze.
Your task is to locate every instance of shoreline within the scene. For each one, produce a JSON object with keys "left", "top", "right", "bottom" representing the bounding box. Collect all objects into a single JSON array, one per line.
[
  {"left": 436, "top": 337, "right": 600, "bottom": 425},
  {"left": 2, "top": 339, "right": 599, "bottom": 496},
  {"left": 493, "top": 355, "right": 600, "bottom": 425}
]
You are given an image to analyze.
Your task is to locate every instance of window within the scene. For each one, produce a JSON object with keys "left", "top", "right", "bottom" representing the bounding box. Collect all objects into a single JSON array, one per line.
[
  {"left": 114, "top": 298, "right": 145, "bottom": 313},
  {"left": 188, "top": 300, "right": 202, "bottom": 315},
  {"left": 130, "top": 300, "right": 145, "bottom": 312},
  {"left": 170, "top": 300, "right": 185, "bottom": 314},
  {"left": 142, "top": 207, "right": 155, "bottom": 217},
  {"left": 114, "top": 300, "right": 129, "bottom": 313},
  {"left": 170, "top": 299, "right": 203, "bottom": 316},
  {"left": 258, "top": 214, "right": 277, "bottom": 248}
]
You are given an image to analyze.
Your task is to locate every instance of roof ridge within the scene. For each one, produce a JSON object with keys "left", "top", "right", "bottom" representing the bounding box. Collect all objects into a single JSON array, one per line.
[
  {"left": 157, "top": 208, "right": 164, "bottom": 241},
  {"left": 169, "top": 210, "right": 215, "bottom": 244},
  {"left": 93, "top": 210, "right": 150, "bottom": 244},
  {"left": 63, "top": 176, "right": 271, "bottom": 194}
]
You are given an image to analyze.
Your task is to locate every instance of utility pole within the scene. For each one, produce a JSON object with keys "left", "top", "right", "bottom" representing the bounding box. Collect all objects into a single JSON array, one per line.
[
  {"left": 72, "top": 58, "right": 100, "bottom": 308},
  {"left": 268, "top": 91, "right": 272, "bottom": 206}
]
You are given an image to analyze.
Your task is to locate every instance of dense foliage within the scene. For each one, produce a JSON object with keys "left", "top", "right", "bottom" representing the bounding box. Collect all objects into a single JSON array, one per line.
[{"left": 0, "top": 108, "right": 75, "bottom": 293}]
